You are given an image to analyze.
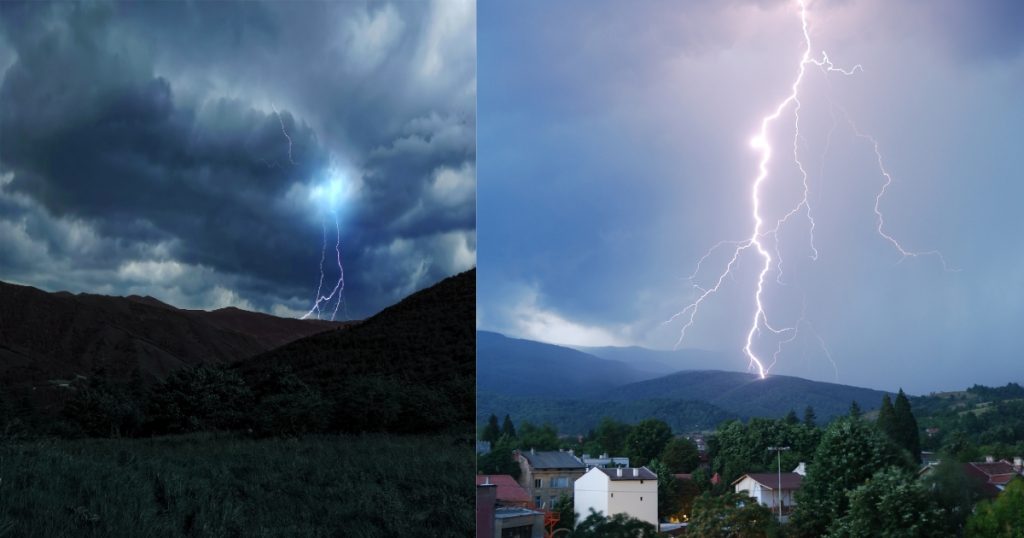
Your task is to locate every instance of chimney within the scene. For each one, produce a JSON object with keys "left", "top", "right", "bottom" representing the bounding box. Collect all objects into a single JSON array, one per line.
[
  {"left": 793, "top": 462, "right": 807, "bottom": 476},
  {"left": 484, "top": 476, "right": 491, "bottom": 486},
  {"left": 531, "top": 448, "right": 536, "bottom": 455},
  {"left": 985, "top": 455, "right": 994, "bottom": 463},
  {"left": 616, "top": 468, "right": 623, "bottom": 477},
  {"left": 569, "top": 449, "right": 574, "bottom": 456},
  {"left": 633, "top": 468, "right": 639, "bottom": 477}
]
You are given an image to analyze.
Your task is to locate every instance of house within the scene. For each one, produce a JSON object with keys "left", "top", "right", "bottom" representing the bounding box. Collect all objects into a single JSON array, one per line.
[
  {"left": 574, "top": 467, "right": 659, "bottom": 527},
  {"left": 476, "top": 475, "right": 531, "bottom": 507},
  {"left": 579, "top": 453, "right": 629, "bottom": 470},
  {"left": 494, "top": 507, "right": 545, "bottom": 538},
  {"left": 964, "top": 457, "right": 1024, "bottom": 497},
  {"left": 516, "top": 449, "right": 587, "bottom": 509},
  {"left": 732, "top": 469, "right": 804, "bottom": 522},
  {"left": 478, "top": 477, "right": 544, "bottom": 538}
]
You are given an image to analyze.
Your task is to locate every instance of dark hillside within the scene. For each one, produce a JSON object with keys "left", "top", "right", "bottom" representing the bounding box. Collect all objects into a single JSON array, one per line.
[{"left": 236, "top": 269, "right": 475, "bottom": 433}]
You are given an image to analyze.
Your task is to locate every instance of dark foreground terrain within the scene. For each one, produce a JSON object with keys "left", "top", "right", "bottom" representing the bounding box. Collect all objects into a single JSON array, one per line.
[{"left": 0, "top": 433, "right": 472, "bottom": 537}]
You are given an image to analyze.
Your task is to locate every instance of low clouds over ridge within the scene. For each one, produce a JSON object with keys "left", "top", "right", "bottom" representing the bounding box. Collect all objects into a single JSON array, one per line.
[{"left": 0, "top": 1, "right": 475, "bottom": 318}]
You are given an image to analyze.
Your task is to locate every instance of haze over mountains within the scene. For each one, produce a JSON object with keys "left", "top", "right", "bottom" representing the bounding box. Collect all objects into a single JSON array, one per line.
[{"left": 478, "top": 331, "right": 893, "bottom": 434}]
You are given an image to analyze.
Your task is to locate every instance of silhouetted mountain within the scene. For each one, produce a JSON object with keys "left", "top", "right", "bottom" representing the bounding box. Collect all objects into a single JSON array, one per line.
[
  {"left": 0, "top": 280, "right": 344, "bottom": 408},
  {"left": 478, "top": 333, "right": 892, "bottom": 429},
  {"left": 477, "top": 331, "right": 661, "bottom": 397},
  {"left": 236, "top": 269, "right": 475, "bottom": 433},
  {"left": 606, "top": 370, "right": 891, "bottom": 422}
]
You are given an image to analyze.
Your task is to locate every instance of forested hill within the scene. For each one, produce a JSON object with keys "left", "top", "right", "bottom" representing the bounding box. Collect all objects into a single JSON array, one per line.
[
  {"left": 236, "top": 269, "right": 475, "bottom": 434},
  {"left": 606, "top": 370, "right": 891, "bottom": 422}
]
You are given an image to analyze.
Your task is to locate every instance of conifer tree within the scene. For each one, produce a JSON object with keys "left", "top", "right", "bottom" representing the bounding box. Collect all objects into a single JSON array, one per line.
[
  {"left": 849, "top": 400, "right": 862, "bottom": 419},
  {"left": 482, "top": 414, "right": 500, "bottom": 444},
  {"left": 501, "top": 414, "right": 516, "bottom": 438},
  {"left": 803, "top": 405, "right": 816, "bottom": 428},
  {"left": 893, "top": 389, "right": 921, "bottom": 463}
]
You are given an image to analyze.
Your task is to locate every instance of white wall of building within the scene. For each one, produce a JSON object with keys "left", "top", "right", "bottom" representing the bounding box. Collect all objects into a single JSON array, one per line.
[{"left": 573, "top": 468, "right": 658, "bottom": 527}]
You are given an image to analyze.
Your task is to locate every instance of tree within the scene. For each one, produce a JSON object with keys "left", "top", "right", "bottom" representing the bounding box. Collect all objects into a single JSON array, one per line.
[
  {"left": 785, "top": 409, "right": 799, "bottom": 425},
  {"left": 803, "top": 405, "right": 816, "bottom": 428},
  {"left": 482, "top": 414, "right": 501, "bottom": 444},
  {"left": 250, "top": 367, "right": 331, "bottom": 436},
  {"left": 689, "top": 491, "right": 778, "bottom": 538},
  {"left": 876, "top": 394, "right": 895, "bottom": 438},
  {"left": 501, "top": 414, "right": 516, "bottom": 439},
  {"left": 624, "top": 419, "right": 672, "bottom": 467},
  {"left": 477, "top": 435, "right": 521, "bottom": 480},
  {"left": 61, "top": 373, "right": 144, "bottom": 438},
  {"left": 923, "top": 453, "right": 988, "bottom": 534},
  {"left": 146, "top": 366, "right": 253, "bottom": 434},
  {"left": 649, "top": 459, "right": 683, "bottom": 521},
  {"left": 552, "top": 494, "right": 575, "bottom": 533},
  {"left": 965, "top": 478, "right": 1024, "bottom": 538},
  {"left": 572, "top": 509, "right": 659, "bottom": 538},
  {"left": 827, "top": 466, "right": 945, "bottom": 537},
  {"left": 849, "top": 400, "right": 862, "bottom": 419},
  {"left": 518, "top": 421, "right": 559, "bottom": 451},
  {"left": 660, "top": 437, "right": 700, "bottom": 473},
  {"left": 790, "top": 417, "right": 912, "bottom": 538},
  {"left": 892, "top": 389, "right": 922, "bottom": 463},
  {"left": 594, "top": 417, "right": 632, "bottom": 455}
]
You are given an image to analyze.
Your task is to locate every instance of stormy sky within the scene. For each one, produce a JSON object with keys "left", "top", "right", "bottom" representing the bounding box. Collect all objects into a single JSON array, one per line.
[
  {"left": 478, "top": 0, "right": 1024, "bottom": 393},
  {"left": 0, "top": 1, "right": 475, "bottom": 320}
]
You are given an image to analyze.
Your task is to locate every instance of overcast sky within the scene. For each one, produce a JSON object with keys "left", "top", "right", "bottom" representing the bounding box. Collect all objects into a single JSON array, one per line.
[
  {"left": 478, "top": 0, "right": 1023, "bottom": 393},
  {"left": 0, "top": 1, "right": 475, "bottom": 320}
]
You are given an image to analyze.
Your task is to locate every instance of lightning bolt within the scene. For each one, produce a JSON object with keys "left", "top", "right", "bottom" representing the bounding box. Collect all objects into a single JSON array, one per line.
[
  {"left": 267, "top": 103, "right": 347, "bottom": 321},
  {"left": 668, "top": 0, "right": 948, "bottom": 379}
]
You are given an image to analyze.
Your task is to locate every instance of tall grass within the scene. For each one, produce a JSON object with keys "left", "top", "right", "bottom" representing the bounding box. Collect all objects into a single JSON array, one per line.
[{"left": 0, "top": 433, "right": 472, "bottom": 537}]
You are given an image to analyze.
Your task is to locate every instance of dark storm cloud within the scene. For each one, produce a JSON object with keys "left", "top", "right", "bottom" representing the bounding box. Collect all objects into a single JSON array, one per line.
[{"left": 0, "top": 1, "right": 475, "bottom": 317}]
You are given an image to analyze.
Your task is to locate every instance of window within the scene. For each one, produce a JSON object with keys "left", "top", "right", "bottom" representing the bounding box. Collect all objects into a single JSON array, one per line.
[
  {"left": 550, "top": 477, "right": 569, "bottom": 488},
  {"left": 534, "top": 478, "right": 542, "bottom": 488},
  {"left": 535, "top": 496, "right": 542, "bottom": 508},
  {"left": 550, "top": 496, "right": 557, "bottom": 507}
]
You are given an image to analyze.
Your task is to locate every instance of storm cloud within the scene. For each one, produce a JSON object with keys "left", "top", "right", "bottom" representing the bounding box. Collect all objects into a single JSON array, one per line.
[{"left": 0, "top": 1, "right": 475, "bottom": 318}]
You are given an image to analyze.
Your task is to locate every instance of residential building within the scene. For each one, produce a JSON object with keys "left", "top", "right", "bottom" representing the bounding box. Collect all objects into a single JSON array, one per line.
[
  {"left": 964, "top": 457, "right": 1024, "bottom": 497},
  {"left": 579, "top": 453, "right": 629, "bottom": 470},
  {"left": 732, "top": 469, "right": 804, "bottom": 523},
  {"left": 516, "top": 449, "right": 587, "bottom": 509},
  {"left": 476, "top": 475, "right": 531, "bottom": 507},
  {"left": 574, "top": 467, "right": 658, "bottom": 527},
  {"left": 494, "top": 507, "right": 544, "bottom": 538}
]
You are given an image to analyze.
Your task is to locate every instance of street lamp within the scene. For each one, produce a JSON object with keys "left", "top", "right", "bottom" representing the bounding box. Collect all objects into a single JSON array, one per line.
[{"left": 766, "top": 446, "right": 791, "bottom": 519}]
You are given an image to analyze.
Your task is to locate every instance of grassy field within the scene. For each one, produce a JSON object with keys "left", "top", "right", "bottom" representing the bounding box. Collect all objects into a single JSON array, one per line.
[{"left": 0, "top": 433, "right": 473, "bottom": 537}]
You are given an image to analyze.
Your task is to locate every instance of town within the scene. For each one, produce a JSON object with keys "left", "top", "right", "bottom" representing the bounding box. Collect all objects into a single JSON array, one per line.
[{"left": 476, "top": 385, "right": 1024, "bottom": 537}]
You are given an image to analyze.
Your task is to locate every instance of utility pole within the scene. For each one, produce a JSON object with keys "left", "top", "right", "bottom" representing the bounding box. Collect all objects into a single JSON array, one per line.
[{"left": 766, "top": 446, "right": 791, "bottom": 519}]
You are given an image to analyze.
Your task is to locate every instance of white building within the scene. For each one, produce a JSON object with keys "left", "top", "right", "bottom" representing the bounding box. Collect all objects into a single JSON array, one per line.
[
  {"left": 574, "top": 467, "right": 658, "bottom": 527},
  {"left": 731, "top": 469, "right": 803, "bottom": 523}
]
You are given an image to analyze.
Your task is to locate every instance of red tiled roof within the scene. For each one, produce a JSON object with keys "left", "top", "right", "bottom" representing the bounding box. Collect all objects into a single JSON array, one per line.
[
  {"left": 733, "top": 472, "right": 803, "bottom": 490},
  {"left": 476, "top": 475, "right": 531, "bottom": 504}
]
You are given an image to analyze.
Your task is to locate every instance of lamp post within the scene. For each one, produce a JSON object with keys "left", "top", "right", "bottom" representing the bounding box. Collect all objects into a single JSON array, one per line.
[{"left": 766, "top": 446, "right": 791, "bottom": 519}]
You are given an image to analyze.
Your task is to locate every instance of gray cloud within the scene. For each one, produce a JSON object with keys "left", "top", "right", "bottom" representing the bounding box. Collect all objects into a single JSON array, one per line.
[{"left": 0, "top": 1, "right": 475, "bottom": 318}]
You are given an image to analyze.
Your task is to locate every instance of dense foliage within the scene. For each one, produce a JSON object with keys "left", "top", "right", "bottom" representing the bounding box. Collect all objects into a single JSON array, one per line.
[
  {"left": 708, "top": 417, "right": 821, "bottom": 486},
  {"left": 790, "top": 417, "right": 912, "bottom": 537},
  {"left": 688, "top": 491, "right": 779, "bottom": 538},
  {"left": 571, "top": 509, "right": 659, "bottom": 538},
  {"left": 965, "top": 478, "right": 1024, "bottom": 538},
  {"left": 0, "top": 433, "right": 473, "bottom": 537},
  {"left": 912, "top": 383, "right": 1024, "bottom": 460},
  {"left": 826, "top": 467, "right": 945, "bottom": 538}
]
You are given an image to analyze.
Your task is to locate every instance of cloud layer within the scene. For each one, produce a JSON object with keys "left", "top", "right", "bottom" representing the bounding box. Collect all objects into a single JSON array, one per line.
[{"left": 0, "top": 1, "right": 475, "bottom": 318}]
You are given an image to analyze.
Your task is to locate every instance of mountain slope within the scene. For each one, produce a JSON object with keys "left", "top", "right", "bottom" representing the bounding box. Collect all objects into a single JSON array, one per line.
[
  {"left": 236, "top": 269, "right": 475, "bottom": 433},
  {"left": 571, "top": 344, "right": 733, "bottom": 376},
  {"left": 606, "top": 370, "right": 891, "bottom": 422},
  {"left": 477, "top": 331, "right": 662, "bottom": 398},
  {"left": 0, "top": 280, "right": 342, "bottom": 399}
]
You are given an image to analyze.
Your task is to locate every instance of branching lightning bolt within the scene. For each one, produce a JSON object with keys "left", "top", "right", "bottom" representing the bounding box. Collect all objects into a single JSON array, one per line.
[
  {"left": 267, "top": 103, "right": 347, "bottom": 321},
  {"left": 668, "top": 0, "right": 949, "bottom": 379}
]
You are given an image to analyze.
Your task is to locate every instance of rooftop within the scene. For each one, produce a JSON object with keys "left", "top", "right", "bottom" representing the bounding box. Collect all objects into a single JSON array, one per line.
[
  {"left": 476, "top": 475, "right": 531, "bottom": 504},
  {"left": 519, "top": 450, "right": 586, "bottom": 470},
  {"left": 733, "top": 472, "right": 804, "bottom": 490},
  {"left": 596, "top": 467, "right": 657, "bottom": 481}
]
